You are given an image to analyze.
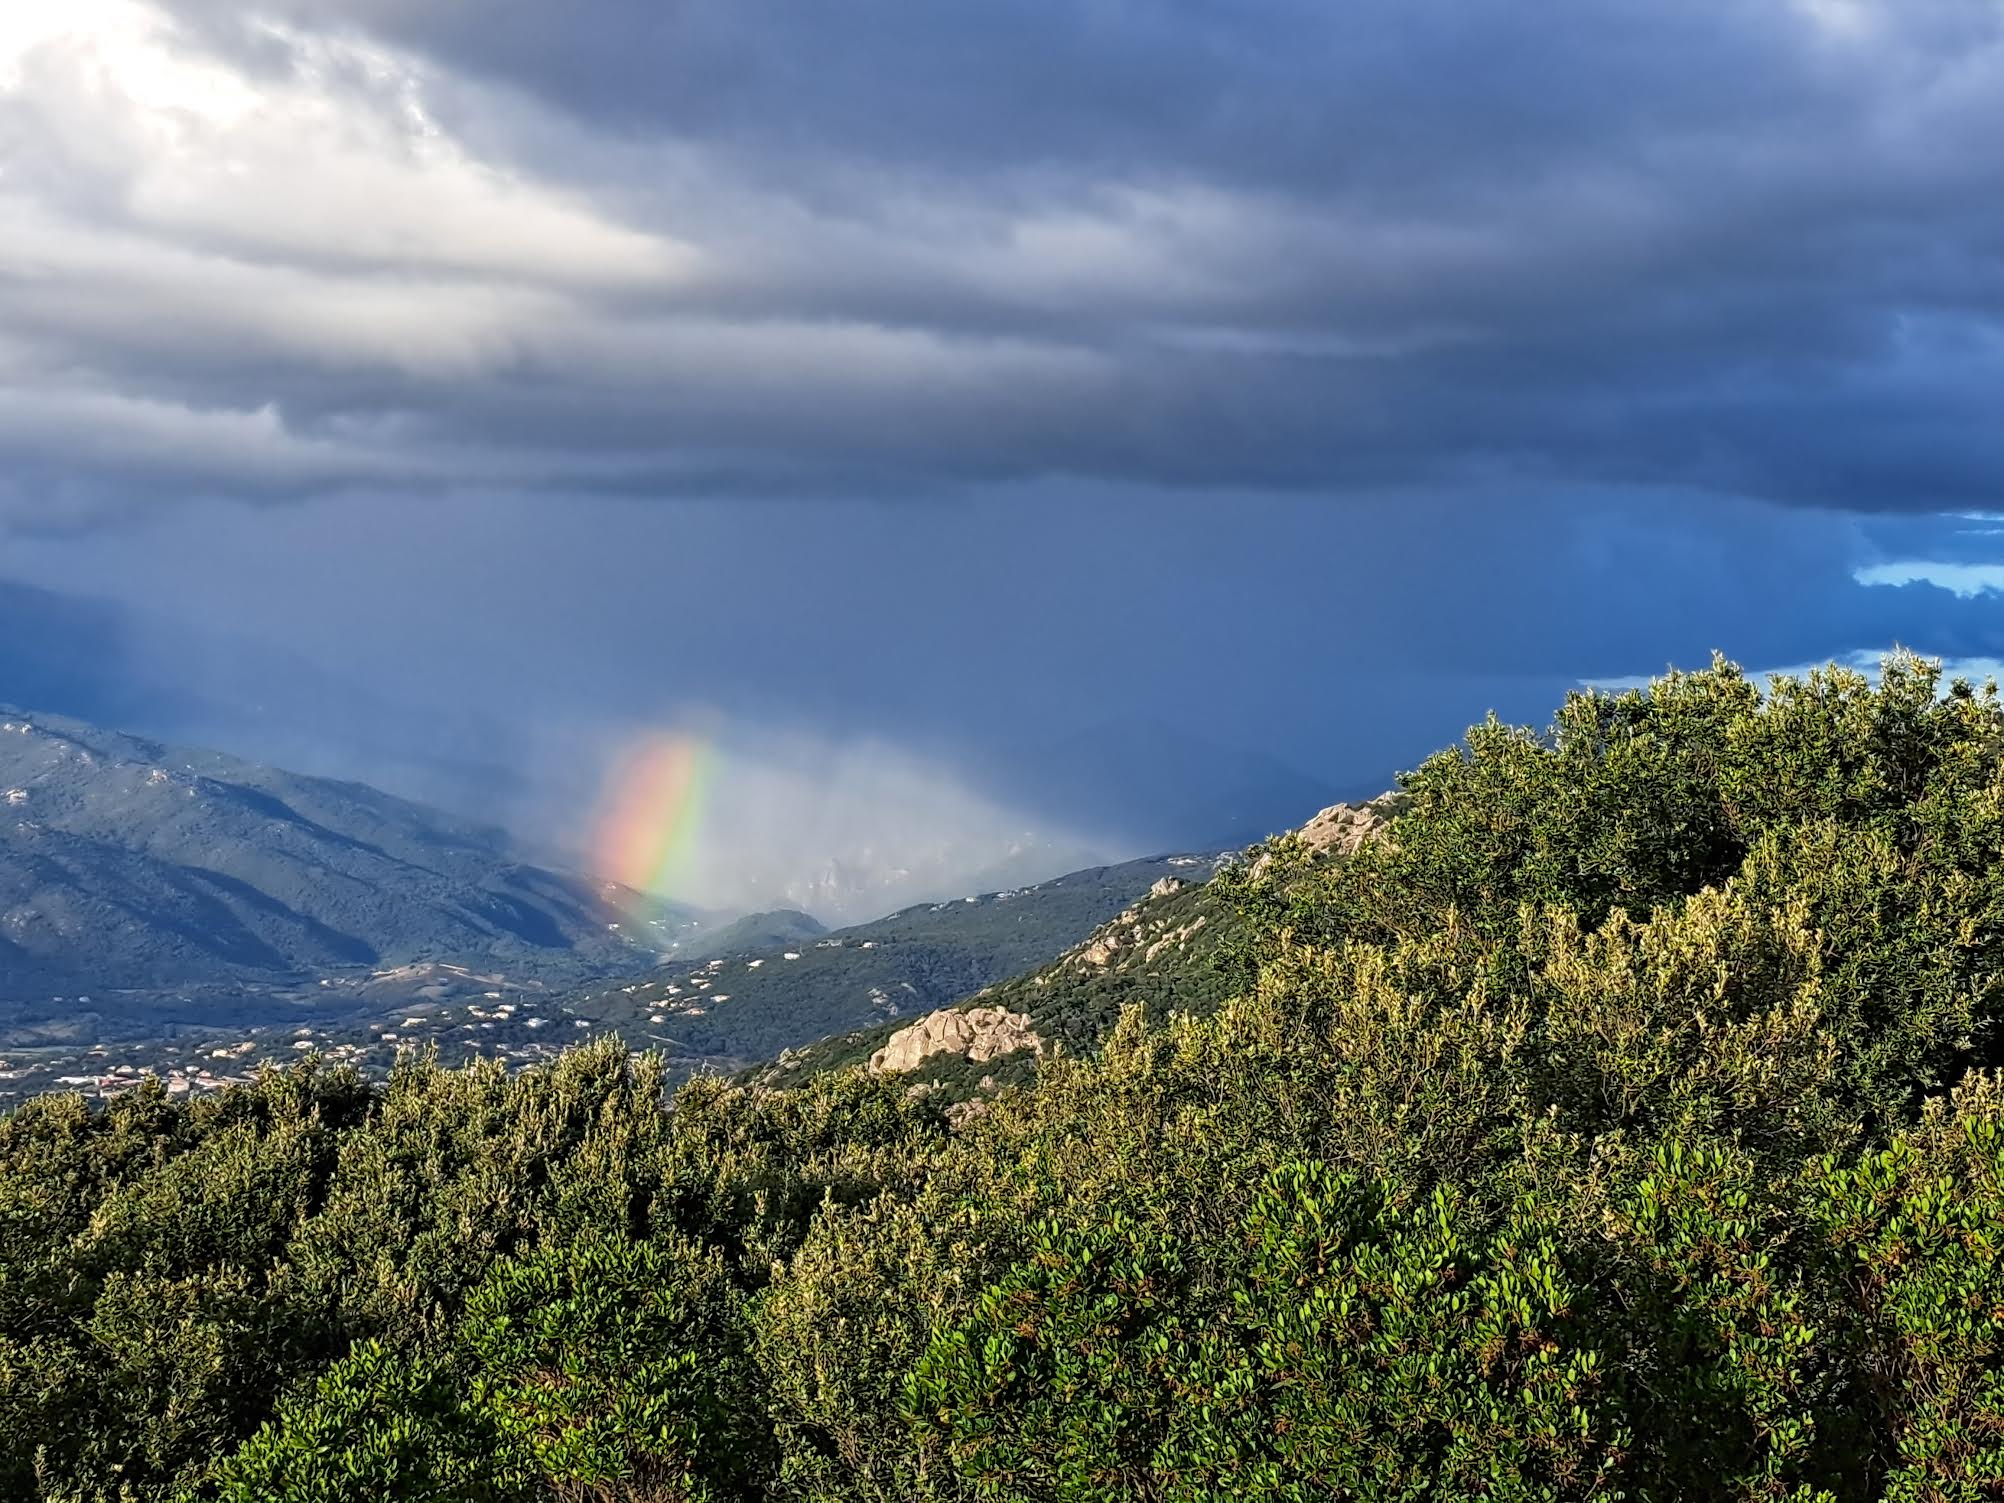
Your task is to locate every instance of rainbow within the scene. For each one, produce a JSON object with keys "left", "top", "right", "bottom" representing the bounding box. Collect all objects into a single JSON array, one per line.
[{"left": 591, "top": 732, "right": 714, "bottom": 897}]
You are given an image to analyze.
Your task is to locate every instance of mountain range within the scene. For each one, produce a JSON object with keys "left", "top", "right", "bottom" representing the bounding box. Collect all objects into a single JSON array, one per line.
[
  {"left": 0, "top": 706, "right": 703, "bottom": 1040},
  {"left": 0, "top": 703, "right": 1254, "bottom": 1099},
  {"left": 0, "top": 579, "right": 532, "bottom": 822}
]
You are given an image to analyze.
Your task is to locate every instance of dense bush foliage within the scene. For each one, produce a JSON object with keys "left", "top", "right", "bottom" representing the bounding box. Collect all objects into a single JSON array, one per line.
[{"left": 3, "top": 654, "right": 2002, "bottom": 1500}]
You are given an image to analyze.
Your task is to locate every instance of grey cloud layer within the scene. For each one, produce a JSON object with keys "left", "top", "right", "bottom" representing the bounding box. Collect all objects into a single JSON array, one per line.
[{"left": 4, "top": 0, "right": 2003, "bottom": 521}]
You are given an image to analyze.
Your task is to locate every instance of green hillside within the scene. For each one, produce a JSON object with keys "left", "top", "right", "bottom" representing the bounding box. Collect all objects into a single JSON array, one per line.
[
  {"left": 4, "top": 655, "right": 2004, "bottom": 1502},
  {"left": 751, "top": 860, "right": 1237, "bottom": 1094},
  {"left": 751, "top": 798, "right": 1400, "bottom": 1096},
  {"left": 559, "top": 852, "right": 1224, "bottom": 1064}
]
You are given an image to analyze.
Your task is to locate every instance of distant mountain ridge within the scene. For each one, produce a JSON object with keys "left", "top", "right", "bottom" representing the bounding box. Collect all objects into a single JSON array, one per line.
[
  {"left": 0, "top": 845, "right": 1230, "bottom": 1098},
  {"left": 678, "top": 909, "right": 828, "bottom": 961},
  {"left": 0, "top": 704, "right": 1252, "bottom": 1098},
  {"left": 0, "top": 578, "right": 534, "bottom": 825},
  {"left": 0, "top": 705, "right": 699, "bottom": 1023},
  {"left": 2, "top": 578, "right": 1378, "bottom": 924}
]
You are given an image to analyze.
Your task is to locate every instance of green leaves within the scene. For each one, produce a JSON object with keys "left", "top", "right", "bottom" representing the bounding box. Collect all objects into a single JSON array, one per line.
[
  {"left": 209, "top": 1339, "right": 516, "bottom": 1503},
  {"left": 463, "top": 1229, "right": 765, "bottom": 1499},
  {"left": 1807, "top": 1118, "right": 2004, "bottom": 1499},
  {"left": 910, "top": 1167, "right": 1627, "bottom": 1502}
]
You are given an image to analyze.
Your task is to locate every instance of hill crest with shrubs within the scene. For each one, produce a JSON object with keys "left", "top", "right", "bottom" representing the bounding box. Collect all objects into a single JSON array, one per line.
[{"left": 3, "top": 652, "right": 2002, "bottom": 1501}]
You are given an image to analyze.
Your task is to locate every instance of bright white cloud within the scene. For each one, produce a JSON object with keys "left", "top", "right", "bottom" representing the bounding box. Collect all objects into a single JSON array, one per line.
[
  {"left": 1, "top": 5, "right": 690, "bottom": 283},
  {"left": 1854, "top": 561, "right": 2004, "bottom": 596}
]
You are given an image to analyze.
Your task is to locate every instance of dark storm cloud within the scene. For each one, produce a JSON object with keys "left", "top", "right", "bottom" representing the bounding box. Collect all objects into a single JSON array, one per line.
[
  {"left": 158, "top": 0, "right": 1987, "bottom": 207},
  {"left": 3, "top": 0, "right": 2003, "bottom": 523},
  {"left": 18, "top": 485, "right": 2004, "bottom": 784},
  {"left": 13, "top": 476, "right": 2004, "bottom": 908}
]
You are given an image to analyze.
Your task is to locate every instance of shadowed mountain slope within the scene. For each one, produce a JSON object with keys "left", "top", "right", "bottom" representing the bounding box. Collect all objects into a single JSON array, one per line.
[{"left": 0, "top": 706, "right": 698, "bottom": 1016}]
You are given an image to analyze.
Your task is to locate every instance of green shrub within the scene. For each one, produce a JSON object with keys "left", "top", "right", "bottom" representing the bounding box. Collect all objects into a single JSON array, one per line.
[{"left": 4, "top": 656, "right": 2003, "bottom": 1502}]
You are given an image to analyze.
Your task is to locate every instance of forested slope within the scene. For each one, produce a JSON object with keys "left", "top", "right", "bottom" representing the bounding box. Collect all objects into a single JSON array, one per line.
[{"left": 3, "top": 655, "right": 2002, "bottom": 1502}]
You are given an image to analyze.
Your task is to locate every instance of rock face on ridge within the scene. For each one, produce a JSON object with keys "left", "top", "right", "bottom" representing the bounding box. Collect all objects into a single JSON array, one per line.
[
  {"left": 1296, "top": 799, "right": 1390, "bottom": 857},
  {"left": 868, "top": 1005, "right": 1042, "bottom": 1074},
  {"left": 1249, "top": 796, "right": 1393, "bottom": 878}
]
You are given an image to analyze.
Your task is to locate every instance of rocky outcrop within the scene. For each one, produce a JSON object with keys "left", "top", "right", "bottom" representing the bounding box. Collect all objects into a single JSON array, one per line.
[
  {"left": 1077, "top": 916, "right": 1140, "bottom": 967},
  {"left": 1144, "top": 914, "right": 1206, "bottom": 963},
  {"left": 868, "top": 1005, "right": 1042, "bottom": 1074},
  {"left": 1296, "top": 799, "right": 1390, "bottom": 857}
]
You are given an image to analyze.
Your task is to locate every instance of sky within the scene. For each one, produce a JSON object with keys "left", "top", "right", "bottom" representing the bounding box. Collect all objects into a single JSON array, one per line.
[{"left": 2, "top": 0, "right": 2003, "bottom": 915}]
